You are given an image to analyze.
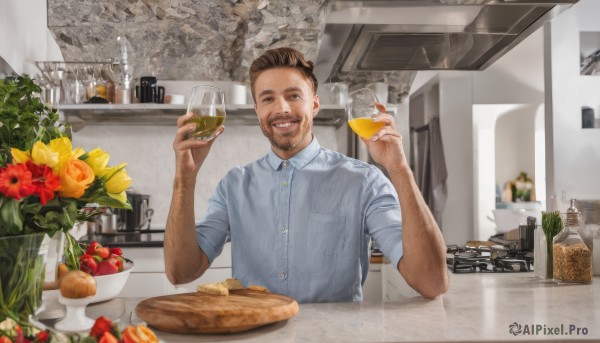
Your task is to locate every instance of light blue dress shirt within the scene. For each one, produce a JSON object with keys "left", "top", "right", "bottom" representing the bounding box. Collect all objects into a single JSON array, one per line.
[{"left": 196, "top": 138, "right": 403, "bottom": 303}]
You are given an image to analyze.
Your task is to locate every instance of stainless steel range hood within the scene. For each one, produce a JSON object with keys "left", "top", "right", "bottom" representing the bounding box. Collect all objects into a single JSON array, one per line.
[{"left": 315, "top": 0, "right": 578, "bottom": 82}]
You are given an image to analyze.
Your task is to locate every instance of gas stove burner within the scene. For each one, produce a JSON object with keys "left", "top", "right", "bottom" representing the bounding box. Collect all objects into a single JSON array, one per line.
[
  {"left": 456, "top": 251, "right": 478, "bottom": 259},
  {"left": 446, "top": 244, "right": 533, "bottom": 273},
  {"left": 494, "top": 258, "right": 528, "bottom": 272}
]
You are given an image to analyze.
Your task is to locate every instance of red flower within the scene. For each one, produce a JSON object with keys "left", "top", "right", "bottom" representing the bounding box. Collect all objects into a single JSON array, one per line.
[
  {"left": 25, "top": 161, "right": 60, "bottom": 205},
  {"left": 0, "top": 164, "right": 35, "bottom": 200}
]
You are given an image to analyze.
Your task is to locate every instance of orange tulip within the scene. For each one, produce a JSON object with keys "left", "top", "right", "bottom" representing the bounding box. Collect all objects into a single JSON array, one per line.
[{"left": 59, "top": 159, "right": 95, "bottom": 198}]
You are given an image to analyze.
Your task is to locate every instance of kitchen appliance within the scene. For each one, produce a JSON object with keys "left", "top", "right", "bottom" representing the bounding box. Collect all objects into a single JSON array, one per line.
[
  {"left": 518, "top": 216, "right": 537, "bottom": 252},
  {"left": 138, "top": 76, "right": 165, "bottom": 103},
  {"left": 314, "top": 0, "right": 577, "bottom": 83},
  {"left": 97, "top": 212, "right": 118, "bottom": 235},
  {"left": 123, "top": 193, "right": 153, "bottom": 231},
  {"left": 447, "top": 243, "right": 533, "bottom": 273}
]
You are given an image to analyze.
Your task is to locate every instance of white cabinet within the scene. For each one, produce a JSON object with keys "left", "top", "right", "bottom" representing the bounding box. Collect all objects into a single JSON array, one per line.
[
  {"left": 119, "top": 243, "right": 232, "bottom": 297},
  {"left": 363, "top": 263, "right": 382, "bottom": 301}
]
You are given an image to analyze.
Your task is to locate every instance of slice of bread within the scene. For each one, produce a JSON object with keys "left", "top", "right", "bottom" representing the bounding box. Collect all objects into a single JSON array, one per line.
[
  {"left": 197, "top": 281, "right": 229, "bottom": 296},
  {"left": 247, "top": 284, "right": 269, "bottom": 292},
  {"left": 224, "top": 278, "right": 244, "bottom": 290}
]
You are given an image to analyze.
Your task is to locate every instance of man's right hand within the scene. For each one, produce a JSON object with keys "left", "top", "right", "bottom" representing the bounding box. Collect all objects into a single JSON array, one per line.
[{"left": 173, "top": 112, "right": 225, "bottom": 180}]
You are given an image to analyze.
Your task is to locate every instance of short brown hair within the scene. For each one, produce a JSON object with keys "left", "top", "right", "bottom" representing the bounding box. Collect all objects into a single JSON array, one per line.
[{"left": 249, "top": 48, "right": 318, "bottom": 101}]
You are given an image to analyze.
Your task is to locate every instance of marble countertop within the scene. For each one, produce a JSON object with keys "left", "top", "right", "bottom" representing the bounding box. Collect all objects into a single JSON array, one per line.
[{"left": 80, "top": 273, "right": 600, "bottom": 342}]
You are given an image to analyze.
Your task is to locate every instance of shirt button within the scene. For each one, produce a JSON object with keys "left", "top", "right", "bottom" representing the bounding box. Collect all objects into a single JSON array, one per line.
[
  {"left": 282, "top": 161, "right": 289, "bottom": 167},
  {"left": 281, "top": 226, "right": 287, "bottom": 234},
  {"left": 282, "top": 181, "right": 288, "bottom": 186},
  {"left": 280, "top": 272, "right": 287, "bottom": 279}
]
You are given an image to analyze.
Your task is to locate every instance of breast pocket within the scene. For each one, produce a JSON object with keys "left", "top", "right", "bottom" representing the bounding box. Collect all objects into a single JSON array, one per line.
[{"left": 308, "top": 213, "right": 347, "bottom": 256}]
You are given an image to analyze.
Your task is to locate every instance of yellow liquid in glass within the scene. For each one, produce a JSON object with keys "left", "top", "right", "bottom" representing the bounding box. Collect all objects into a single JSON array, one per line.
[
  {"left": 348, "top": 118, "right": 385, "bottom": 139},
  {"left": 186, "top": 114, "right": 226, "bottom": 140}
]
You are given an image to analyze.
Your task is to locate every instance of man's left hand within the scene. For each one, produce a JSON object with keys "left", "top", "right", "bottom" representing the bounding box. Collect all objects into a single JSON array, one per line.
[{"left": 362, "top": 103, "right": 408, "bottom": 173}]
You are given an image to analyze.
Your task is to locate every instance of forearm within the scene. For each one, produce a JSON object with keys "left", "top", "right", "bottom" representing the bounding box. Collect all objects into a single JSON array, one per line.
[
  {"left": 388, "top": 166, "right": 449, "bottom": 298},
  {"left": 164, "top": 177, "right": 209, "bottom": 285}
]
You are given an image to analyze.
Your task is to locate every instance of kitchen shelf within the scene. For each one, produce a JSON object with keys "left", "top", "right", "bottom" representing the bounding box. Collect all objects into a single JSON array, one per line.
[{"left": 60, "top": 103, "right": 347, "bottom": 131}]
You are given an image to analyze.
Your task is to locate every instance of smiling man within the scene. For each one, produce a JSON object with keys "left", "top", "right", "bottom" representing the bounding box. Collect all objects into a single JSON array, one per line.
[
  {"left": 251, "top": 57, "right": 317, "bottom": 158},
  {"left": 164, "top": 48, "right": 449, "bottom": 303}
]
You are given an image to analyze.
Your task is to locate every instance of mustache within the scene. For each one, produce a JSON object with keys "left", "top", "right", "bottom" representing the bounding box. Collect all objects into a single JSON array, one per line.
[{"left": 267, "top": 115, "right": 301, "bottom": 125}]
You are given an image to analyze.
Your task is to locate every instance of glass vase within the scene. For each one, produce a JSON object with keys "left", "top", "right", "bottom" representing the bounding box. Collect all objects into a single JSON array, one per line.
[{"left": 0, "top": 233, "right": 48, "bottom": 325}]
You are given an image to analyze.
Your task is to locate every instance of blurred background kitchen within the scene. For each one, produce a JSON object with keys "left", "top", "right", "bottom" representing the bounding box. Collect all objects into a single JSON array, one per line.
[{"left": 1, "top": 0, "right": 599, "bottom": 249}]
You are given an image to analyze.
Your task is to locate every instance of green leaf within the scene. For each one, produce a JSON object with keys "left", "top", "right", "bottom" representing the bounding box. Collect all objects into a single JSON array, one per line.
[
  {"left": 0, "top": 75, "right": 67, "bottom": 155},
  {"left": 0, "top": 199, "right": 24, "bottom": 235}
]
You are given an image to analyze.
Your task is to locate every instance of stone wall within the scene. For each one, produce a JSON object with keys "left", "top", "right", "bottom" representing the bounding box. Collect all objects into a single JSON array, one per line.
[
  {"left": 47, "top": 0, "right": 414, "bottom": 102},
  {"left": 47, "top": 0, "right": 327, "bottom": 83}
]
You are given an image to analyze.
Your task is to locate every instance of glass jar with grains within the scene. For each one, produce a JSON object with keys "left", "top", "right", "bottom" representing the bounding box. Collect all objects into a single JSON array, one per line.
[{"left": 553, "top": 199, "right": 593, "bottom": 284}]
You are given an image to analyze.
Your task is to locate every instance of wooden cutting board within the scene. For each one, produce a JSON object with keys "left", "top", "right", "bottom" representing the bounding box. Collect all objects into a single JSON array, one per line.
[{"left": 135, "top": 289, "right": 299, "bottom": 334}]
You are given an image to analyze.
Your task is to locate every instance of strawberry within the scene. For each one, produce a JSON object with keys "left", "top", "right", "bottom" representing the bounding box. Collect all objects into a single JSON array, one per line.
[
  {"left": 98, "top": 259, "right": 119, "bottom": 276},
  {"left": 86, "top": 241, "right": 100, "bottom": 255},
  {"left": 94, "top": 246, "right": 110, "bottom": 259},
  {"left": 35, "top": 331, "right": 49, "bottom": 343},
  {"left": 14, "top": 325, "right": 24, "bottom": 343},
  {"left": 90, "top": 316, "right": 113, "bottom": 338},
  {"left": 79, "top": 254, "right": 99, "bottom": 276},
  {"left": 109, "top": 254, "right": 124, "bottom": 271},
  {"left": 98, "top": 332, "right": 119, "bottom": 343},
  {"left": 116, "top": 258, "right": 123, "bottom": 272},
  {"left": 109, "top": 247, "right": 123, "bottom": 256}
]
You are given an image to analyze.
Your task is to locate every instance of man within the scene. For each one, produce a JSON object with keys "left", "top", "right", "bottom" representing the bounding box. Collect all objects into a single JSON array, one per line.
[{"left": 165, "top": 47, "right": 448, "bottom": 303}]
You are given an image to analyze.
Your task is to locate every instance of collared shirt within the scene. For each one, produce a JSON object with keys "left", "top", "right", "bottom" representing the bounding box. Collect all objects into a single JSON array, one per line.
[{"left": 196, "top": 138, "right": 403, "bottom": 303}]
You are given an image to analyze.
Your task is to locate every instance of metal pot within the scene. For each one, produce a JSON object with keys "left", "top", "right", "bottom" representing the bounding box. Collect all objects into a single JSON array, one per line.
[{"left": 121, "top": 193, "right": 154, "bottom": 231}]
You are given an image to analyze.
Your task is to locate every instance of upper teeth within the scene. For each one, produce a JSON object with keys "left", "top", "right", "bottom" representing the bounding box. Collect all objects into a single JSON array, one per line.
[{"left": 275, "top": 122, "right": 293, "bottom": 128}]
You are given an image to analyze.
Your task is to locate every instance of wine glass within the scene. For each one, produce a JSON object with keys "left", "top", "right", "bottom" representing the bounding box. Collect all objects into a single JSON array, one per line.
[
  {"left": 185, "top": 85, "right": 226, "bottom": 141},
  {"left": 345, "top": 88, "right": 386, "bottom": 139}
]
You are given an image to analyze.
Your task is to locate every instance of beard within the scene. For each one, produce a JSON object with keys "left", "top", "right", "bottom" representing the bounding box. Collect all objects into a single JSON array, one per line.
[{"left": 260, "top": 114, "right": 311, "bottom": 152}]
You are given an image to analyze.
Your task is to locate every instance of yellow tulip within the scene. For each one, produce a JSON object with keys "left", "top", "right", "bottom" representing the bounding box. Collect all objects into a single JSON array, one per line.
[
  {"left": 48, "top": 137, "right": 74, "bottom": 171},
  {"left": 108, "top": 190, "right": 128, "bottom": 204},
  {"left": 103, "top": 163, "right": 132, "bottom": 194},
  {"left": 11, "top": 148, "right": 31, "bottom": 163},
  {"left": 31, "top": 141, "right": 59, "bottom": 168},
  {"left": 85, "top": 148, "right": 110, "bottom": 175},
  {"left": 59, "top": 159, "right": 95, "bottom": 198},
  {"left": 72, "top": 147, "right": 86, "bottom": 159}
]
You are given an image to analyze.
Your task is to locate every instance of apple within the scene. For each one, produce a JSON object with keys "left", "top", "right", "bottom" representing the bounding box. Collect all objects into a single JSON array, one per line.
[{"left": 60, "top": 270, "right": 97, "bottom": 299}]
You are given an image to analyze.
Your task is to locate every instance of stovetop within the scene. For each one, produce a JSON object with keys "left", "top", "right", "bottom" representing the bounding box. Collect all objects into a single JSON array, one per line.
[{"left": 446, "top": 244, "right": 534, "bottom": 273}]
